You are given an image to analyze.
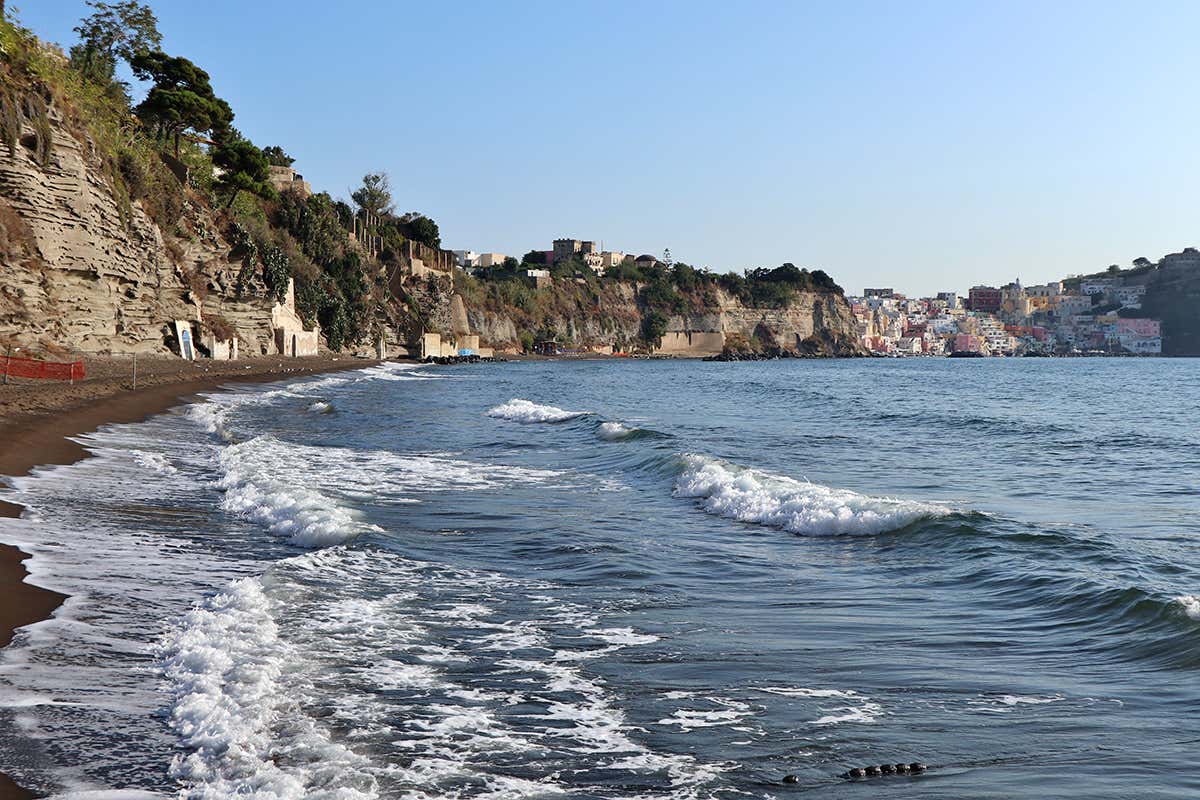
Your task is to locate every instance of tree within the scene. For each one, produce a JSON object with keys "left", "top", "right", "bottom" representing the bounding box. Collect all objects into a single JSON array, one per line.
[
  {"left": 262, "top": 145, "right": 294, "bottom": 167},
  {"left": 1107, "top": 264, "right": 1121, "bottom": 275},
  {"left": 640, "top": 310, "right": 669, "bottom": 348},
  {"left": 521, "top": 249, "right": 545, "bottom": 265},
  {"left": 70, "top": 1, "right": 161, "bottom": 84},
  {"left": 400, "top": 212, "right": 440, "bottom": 249},
  {"left": 502, "top": 256, "right": 519, "bottom": 270},
  {"left": 351, "top": 172, "right": 393, "bottom": 218},
  {"left": 130, "top": 51, "right": 233, "bottom": 156},
  {"left": 212, "top": 137, "right": 274, "bottom": 205},
  {"left": 1132, "top": 257, "right": 1153, "bottom": 270}
]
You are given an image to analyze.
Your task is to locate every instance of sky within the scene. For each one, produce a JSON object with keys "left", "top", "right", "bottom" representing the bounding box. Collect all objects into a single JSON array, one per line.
[{"left": 18, "top": 1, "right": 1200, "bottom": 296}]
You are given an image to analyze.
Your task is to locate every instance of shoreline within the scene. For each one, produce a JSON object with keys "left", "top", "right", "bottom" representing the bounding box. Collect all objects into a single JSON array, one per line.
[{"left": 0, "top": 355, "right": 388, "bottom": 800}]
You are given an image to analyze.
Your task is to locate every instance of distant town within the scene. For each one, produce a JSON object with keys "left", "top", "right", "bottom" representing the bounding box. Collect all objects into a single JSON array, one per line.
[{"left": 843, "top": 256, "right": 1176, "bottom": 356}]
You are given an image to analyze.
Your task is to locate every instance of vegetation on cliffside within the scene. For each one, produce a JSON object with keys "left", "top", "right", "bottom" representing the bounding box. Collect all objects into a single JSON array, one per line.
[
  {"left": 1065, "top": 250, "right": 1200, "bottom": 356},
  {"left": 454, "top": 259, "right": 851, "bottom": 352},
  {"left": 0, "top": 2, "right": 860, "bottom": 357},
  {"left": 0, "top": 2, "right": 446, "bottom": 353}
]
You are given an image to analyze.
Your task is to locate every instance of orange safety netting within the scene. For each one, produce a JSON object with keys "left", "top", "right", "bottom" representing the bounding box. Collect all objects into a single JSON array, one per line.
[{"left": 1, "top": 355, "right": 85, "bottom": 381}]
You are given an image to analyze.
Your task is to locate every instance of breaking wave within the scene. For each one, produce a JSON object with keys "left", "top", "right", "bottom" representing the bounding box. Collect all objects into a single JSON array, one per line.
[
  {"left": 595, "top": 421, "right": 666, "bottom": 442},
  {"left": 217, "top": 437, "right": 380, "bottom": 548},
  {"left": 487, "top": 399, "right": 589, "bottom": 423},
  {"left": 673, "top": 454, "right": 948, "bottom": 536},
  {"left": 159, "top": 576, "right": 377, "bottom": 799},
  {"left": 1173, "top": 595, "right": 1200, "bottom": 620}
]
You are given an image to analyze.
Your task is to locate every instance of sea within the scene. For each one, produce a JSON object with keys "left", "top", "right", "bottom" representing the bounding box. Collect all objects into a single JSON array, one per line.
[{"left": 1, "top": 358, "right": 1198, "bottom": 799}]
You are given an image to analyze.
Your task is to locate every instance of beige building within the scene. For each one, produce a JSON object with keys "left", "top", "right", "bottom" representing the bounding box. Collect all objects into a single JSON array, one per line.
[
  {"left": 268, "top": 165, "right": 312, "bottom": 199},
  {"left": 271, "top": 279, "right": 320, "bottom": 356},
  {"left": 476, "top": 253, "right": 509, "bottom": 268}
]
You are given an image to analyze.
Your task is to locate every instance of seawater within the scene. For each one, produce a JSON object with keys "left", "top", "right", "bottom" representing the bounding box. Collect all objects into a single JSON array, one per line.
[{"left": 1, "top": 358, "right": 1199, "bottom": 799}]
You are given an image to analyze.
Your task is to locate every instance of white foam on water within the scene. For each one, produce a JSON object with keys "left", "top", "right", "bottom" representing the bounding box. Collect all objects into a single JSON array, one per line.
[
  {"left": 487, "top": 398, "right": 589, "bottom": 423},
  {"left": 597, "top": 421, "right": 637, "bottom": 440},
  {"left": 970, "top": 694, "right": 1066, "bottom": 713},
  {"left": 998, "top": 694, "right": 1063, "bottom": 706},
  {"left": 306, "top": 400, "right": 334, "bottom": 414},
  {"left": 356, "top": 362, "right": 446, "bottom": 382},
  {"left": 757, "top": 686, "right": 859, "bottom": 699},
  {"left": 754, "top": 686, "right": 883, "bottom": 726},
  {"left": 587, "top": 627, "right": 660, "bottom": 646},
  {"left": 674, "top": 454, "right": 948, "bottom": 536},
  {"left": 656, "top": 698, "right": 755, "bottom": 731},
  {"left": 1173, "top": 594, "right": 1200, "bottom": 619},
  {"left": 217, "top": 437, "right": 380, "bottom": 548},
  {"left": 159, "top": 575, "right": 379, "bottom": 800},
  {"left": 810, "top": 697, "right": 884, "bottom": 725},
  {"left": 130, "top": 450, "right": 177, "bottom": 475},
  {"left": 211, "top": 431, "right": 574, "bottom": 547}
]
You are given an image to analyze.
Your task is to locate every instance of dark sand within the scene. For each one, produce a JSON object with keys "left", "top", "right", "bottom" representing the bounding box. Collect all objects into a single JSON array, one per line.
[{"left": 0, "top": 354, "right": 386, "bottom": 799}]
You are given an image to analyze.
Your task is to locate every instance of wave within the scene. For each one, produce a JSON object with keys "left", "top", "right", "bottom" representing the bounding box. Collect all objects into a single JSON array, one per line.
[
  {"left": 487, "top": 398, "right": 589, "bottom": 423},
  {"left": 1173, "top": 595, "right": 1200, "bottom": 620},
  {"left": 217, "top": 436, "right": 380, "bottom": 548},
  {"left": 159, "top": 576, "right": 377, "bottom": 799},
  {"left": 186, "top": 362, "right": 442, "bottom": 442},
  {"left": 130, "top": 450, "right": 177, "bottom": 475},
  {"left": 598, "top": 421, "right": 636, "bottom": 440},
  {"left": 673, "top": 454, "right": 948, "bottom": 536},
  {"left": 595, "top": 420, "right": 667, "bottom": 442}
]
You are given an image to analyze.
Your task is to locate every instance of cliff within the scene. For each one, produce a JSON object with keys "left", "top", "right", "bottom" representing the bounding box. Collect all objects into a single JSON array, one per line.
[
  {"left": 0, "top": 93, "right": 280, "bottom": 355},
  {"left": 0, "top": 22, "right": 862, "bottom": 362},
  {"left": 457, "top": 275, "right": 864, "bottom": 357}
]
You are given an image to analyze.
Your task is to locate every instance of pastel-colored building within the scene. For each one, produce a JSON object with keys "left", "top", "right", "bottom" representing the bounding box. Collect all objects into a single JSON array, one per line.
[
  {"left": 1116, "top": 318, "right": 1161, "bottom": 337},
  {"left": 954, "top": 333, "right": 985, "bottom": 353}
]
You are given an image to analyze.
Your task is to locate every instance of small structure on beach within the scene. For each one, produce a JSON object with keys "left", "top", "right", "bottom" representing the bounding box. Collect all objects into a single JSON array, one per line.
[
  {"left": 271, "top": 279, "right": 320, "bottom": 357},
  {"left": 419, "top": 332, "right": 494, "bottom": 360}
]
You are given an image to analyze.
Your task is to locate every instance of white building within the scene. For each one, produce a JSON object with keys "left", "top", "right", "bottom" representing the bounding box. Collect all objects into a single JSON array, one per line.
[
  {"left": 1114, "top": 285, "right": 1146, "bottom": 308},
  {"left": 1081, "top": 278, "right": 1117, "bottom": 295},
  {"left": 452, "top": 250, "right": 479, "bottom": 269}
]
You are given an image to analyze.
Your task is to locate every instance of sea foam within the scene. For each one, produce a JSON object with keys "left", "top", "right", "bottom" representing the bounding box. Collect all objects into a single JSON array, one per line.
[
  {"left": 1173, "top": 595, "right": 1200, "bottom": 620},
  {"left": 674, "top": 454, "right": 946, "bottom": 536},
  {"left": 159, "top": 576, "right": 378, "bottom": 799},
  {"left": 597, "top": 421, "right": 635, "bottom": 440},
  {"left": 487, "top": 398, "right": 589, "bottom": 423},
  {"left": 217, "top": 436, "right": 380, "bottom": 548}
]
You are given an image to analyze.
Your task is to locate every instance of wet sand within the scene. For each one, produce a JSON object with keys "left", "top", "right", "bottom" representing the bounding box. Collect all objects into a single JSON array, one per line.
[{"left": 0, "top": 354, "right": 387, "bottom": 799}]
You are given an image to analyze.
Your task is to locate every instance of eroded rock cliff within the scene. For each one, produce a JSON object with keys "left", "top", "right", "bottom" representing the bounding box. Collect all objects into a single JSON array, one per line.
[
  {"left": 460, "top": 281, "right": 864, "bottom": 356},
  {"left": 0, "top": 93, "right": 279, "bottom": 356}
]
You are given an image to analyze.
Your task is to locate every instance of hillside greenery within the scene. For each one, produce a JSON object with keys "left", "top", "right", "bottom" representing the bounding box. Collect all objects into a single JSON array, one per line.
[
  {"left": 2, "top": 2, "right": 848, "bottom": 354},
  {"left": 0, "top": 3, "right": 443, "bottom": 351}
]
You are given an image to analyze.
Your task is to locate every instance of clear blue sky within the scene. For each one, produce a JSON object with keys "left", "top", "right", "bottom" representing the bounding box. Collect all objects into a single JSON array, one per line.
[{"left": 20, "top": 1, "right": 1200, "bottom": 295}]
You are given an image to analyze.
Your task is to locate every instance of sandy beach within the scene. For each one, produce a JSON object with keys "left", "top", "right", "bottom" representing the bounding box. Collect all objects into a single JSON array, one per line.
[{"left": 0, "top": 354, "right": 385, "bottom": 799}]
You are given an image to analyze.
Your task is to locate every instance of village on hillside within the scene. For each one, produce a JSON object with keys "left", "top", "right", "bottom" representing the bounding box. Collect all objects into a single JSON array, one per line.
[{"left": 841, "top": 252, "right": 1196, "bottom": 357}]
